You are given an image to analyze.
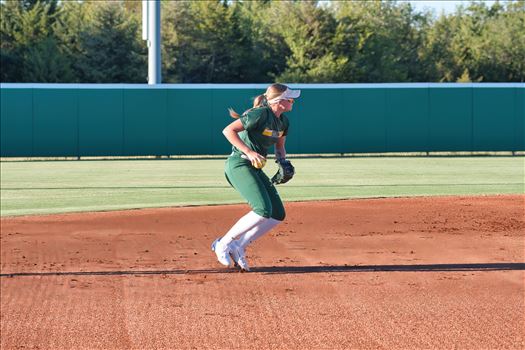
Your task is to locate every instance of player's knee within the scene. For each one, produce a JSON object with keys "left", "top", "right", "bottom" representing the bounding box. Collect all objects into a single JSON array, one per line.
[
  {"left": 271, "top": 208, "right": 285, "bottom": 221},
  {"left": 252, "top": 204, "right": 272, "bottom": 219}
]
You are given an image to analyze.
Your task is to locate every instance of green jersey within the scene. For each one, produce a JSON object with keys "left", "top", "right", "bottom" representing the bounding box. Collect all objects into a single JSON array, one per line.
[{"left": 232, "top": 106, "right": 289, "bottom": 158}]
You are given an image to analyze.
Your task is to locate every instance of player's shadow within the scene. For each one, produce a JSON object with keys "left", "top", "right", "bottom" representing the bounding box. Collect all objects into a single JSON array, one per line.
[
  {"left": 1, "top": 263, "right": 524, "bottom": 278},
  {"left": 251, "top": 263, "right": 525, "bottom": 274}
]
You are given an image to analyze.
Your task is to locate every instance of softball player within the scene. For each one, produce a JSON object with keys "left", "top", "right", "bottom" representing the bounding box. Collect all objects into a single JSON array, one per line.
[{"left": 212, "top": 83, "right": 300, "bottom": 271}]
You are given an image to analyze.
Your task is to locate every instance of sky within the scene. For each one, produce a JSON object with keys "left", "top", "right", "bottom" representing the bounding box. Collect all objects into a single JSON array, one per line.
[{"left": 403, "top": 1, "right": 499, "bottom": 14}]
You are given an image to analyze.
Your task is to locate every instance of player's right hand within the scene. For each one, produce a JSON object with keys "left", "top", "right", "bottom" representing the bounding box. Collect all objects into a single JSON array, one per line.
[{"left": 245, "top": 151, "right": 266, "bottom": 169}]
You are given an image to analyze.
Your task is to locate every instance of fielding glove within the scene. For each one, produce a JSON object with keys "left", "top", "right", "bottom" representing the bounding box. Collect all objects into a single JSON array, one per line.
[{"left": 271, "top": 159, "right": 295, "bottom": 185}]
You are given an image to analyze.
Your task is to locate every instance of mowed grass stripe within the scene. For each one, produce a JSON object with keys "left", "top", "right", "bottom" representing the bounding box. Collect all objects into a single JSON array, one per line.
[{"left": 1, "top": 157, "right": 523, "bottom": 216}]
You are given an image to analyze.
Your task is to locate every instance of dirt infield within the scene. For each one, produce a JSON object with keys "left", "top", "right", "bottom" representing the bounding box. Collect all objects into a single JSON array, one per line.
[{"left": 1, "top": 195, "right": 524, "bottom": 349}]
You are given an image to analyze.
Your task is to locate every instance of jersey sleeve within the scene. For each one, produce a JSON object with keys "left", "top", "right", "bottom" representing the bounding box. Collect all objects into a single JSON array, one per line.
[{"left": 239, "top": 108, "right": 267, "bottom": 132}]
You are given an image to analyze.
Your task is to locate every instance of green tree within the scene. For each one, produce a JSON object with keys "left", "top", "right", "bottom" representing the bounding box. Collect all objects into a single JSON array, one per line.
[
  {"left": 163, "top": 1, "right": 248, "bottom": 82},
  {"left": 76, "top": 2, "right": 146, "bottom": 83},
  {"left": 22, "top": 36, "right": 74, "bottom": 82},
  {"left": 1, "top": 1, "right": 23, "bottom": 81},
  {"left": 0, "top": 0, "right": 72, "bottom": 82},
  {"left": 20, "top": 0, "right": 58, "bottom": 13},
  {"left": 162, "top": 0, "right": 288, "bottom": 83},
  {"left": 53, "top": 0, "right": 90, "bottom": 82},
  {"left": 228, "top": 0, "right": 289, "bottom": 82},
  {"left": 420, "top": 0, "right": 524, "bottom": 82},
  {"left": 272, "top": 1, "right": 346, "bottom": 83},
  {"left": 1, "top": 0, "right": 523, "bottom": 83},
  {"left": 473, "top": 1, "right": 525, "bottom": 81},
  {"left": 122, "top": 0, "right": 141, "bottom": 17},
  {"left": 419, "top": 12, "right": 457, "bottom": 82},
  {"left": 330, "top": 0, "right": 430, "bottom": 82}
]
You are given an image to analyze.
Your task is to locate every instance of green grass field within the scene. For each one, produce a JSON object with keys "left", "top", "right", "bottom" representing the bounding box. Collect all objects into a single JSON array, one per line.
[{"left": 1, "top": 157, "right": 523, "bottom": 216}]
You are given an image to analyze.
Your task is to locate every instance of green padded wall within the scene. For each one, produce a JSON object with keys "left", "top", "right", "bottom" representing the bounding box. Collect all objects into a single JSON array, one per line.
[
  {"left": 123, "top": 89, "right": 167, "bottom": 156},
  {"left": 33, "top": 89, "right": 78, "bottom": 157},
  {"left": 1, "top": 89, "right": 33, "bottom": 156},
  {"left": 294, "top": 88, "right": 343, "bottom": 154},
  {"left": 342, "top": 88, "right": 387, "bottom": 153},
  {"left": 473, "top": 88, "right": 516, "bottom": 151},
  {"left": 1, "top": 84, "right": 523, "bottom": 157},
  {"left": 516, "top": 88, "right": 525, "bottom": 151},
  {"left": 386, "top": 88, "right": 429, "bottom": 152},
  {"left": 167, "top": 89, "right": 213, "bottom": 155},
  {"left": 428, "top": 88, "right": 472, "bottom": 151},
  {"left": 78, "top": 89, "right": 123, "bottom": 156}
]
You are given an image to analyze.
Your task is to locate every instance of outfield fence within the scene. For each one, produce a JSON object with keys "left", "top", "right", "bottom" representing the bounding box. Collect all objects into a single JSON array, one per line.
[{"left": 1, "top": 83, "right": 523, "bottom": 157}]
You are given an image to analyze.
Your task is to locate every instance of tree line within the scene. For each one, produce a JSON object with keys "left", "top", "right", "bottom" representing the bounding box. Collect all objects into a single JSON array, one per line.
[{"left": 1, "top": 0, "right": 524, "bottom": 83}]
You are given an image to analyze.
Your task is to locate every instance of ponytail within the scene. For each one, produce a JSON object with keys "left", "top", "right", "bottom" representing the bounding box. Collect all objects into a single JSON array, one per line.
[
  {"left": 228, "top": 94, "right": 267, "bottom": 119},
  {"left": 253, "top": 94, "right": 267, "bottom": 108},
  {"left": 228, "top": 108, "right": 241, "bottom": 119}
]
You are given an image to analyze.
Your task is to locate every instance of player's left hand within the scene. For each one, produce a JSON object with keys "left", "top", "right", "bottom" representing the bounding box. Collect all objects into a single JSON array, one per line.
[{"left": 271, "top": 159, "right": 295, "bottom": 185}]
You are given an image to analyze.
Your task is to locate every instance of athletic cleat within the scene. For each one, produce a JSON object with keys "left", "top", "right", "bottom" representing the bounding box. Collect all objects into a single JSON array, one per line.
[
  {"left": 229, "top": 240, "right": 250, "bottom": 272},
  {"left": 211, "top": 238, "right": 232, "bottom": 266},
  {"left": 229, "top": 251, "right": 240, "bottom": 268}
]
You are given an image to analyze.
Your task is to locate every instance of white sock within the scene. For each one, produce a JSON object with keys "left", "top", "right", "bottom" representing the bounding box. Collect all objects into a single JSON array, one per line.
[
  {"left": 220, "top": 211, "right": 267, "bottom": 245},
  {"left": 238, "top": 218, "right": 281, "bottom": 249}
]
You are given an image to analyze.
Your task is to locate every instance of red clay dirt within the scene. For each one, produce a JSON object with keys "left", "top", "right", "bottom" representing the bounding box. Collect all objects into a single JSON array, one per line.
[{"left": 1, "top": 195, "right": 524, "bottom": 350}]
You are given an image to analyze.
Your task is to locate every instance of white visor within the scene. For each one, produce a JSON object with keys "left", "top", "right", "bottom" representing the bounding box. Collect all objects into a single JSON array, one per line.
[{"left": 267, "top": 88, "right": 301, "bottom": 104}]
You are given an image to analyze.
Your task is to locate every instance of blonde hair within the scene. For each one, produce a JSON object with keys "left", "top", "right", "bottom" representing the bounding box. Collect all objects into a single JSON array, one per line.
[{"left": 228, "top": 83, "right": 288, "bottom": 118}]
